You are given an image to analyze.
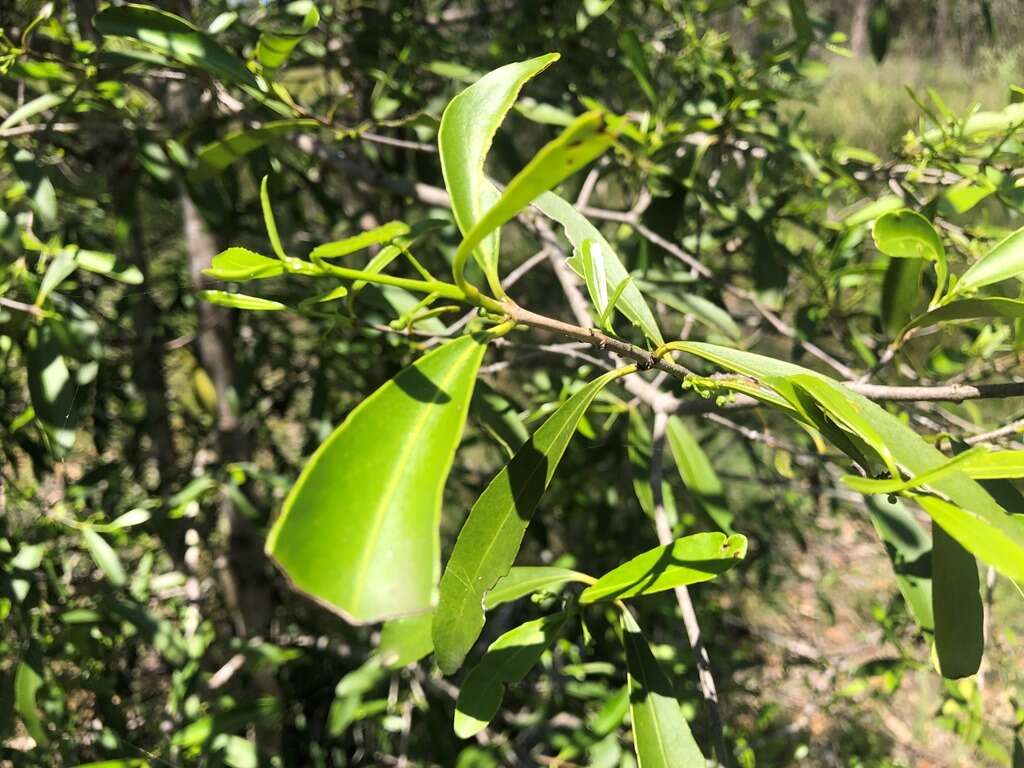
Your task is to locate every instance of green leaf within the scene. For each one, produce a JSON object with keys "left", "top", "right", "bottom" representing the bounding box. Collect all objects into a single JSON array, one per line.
[
  {"left": 483, "top": 566, "right": 592, "bottom": 610},
  {"left": 932, "top": 523, "right": 984, "bottom": 679},
  {"left": 198, "top": 290, "right": 286, "bottom": 311},
  {"left": 14, "top": 658, "right": 46, "bottom": 747},
  {"left": 254, "top": 5, "right": 319, "bottom": 78},
  {"left": 866, "top": 496, "right": 934, "bottom": 633},
  {"left": 454, "top": 110, "right": 619, "bottom": 287},
  {"left": 665, "top": 416, "right": 734, "bottom": 534},
  {"left": 470, "top": 382, "right": 529, "bottom": 457},
  {"left": 94, "top": 4, "right": 257, "bottom": 87},
  {"left": 954, "top": 225, "right": 1024, "bottom": 295},
  {"left": 872, "top": 209, "right": 947, "bottom": 304},
  {"left": 845, "top": 447, "right": 1024, "bottom": 494},
  {"left": 108, "top": 508, "right": 151, "bottom": 529},
  {"left": 534, "top": 191, "right": 663, "bottom": 345},
  {"left": 310, "top": 221, "right": 411, "bottom": 260},
  {"left": 189, "top": 120, "right": 318, "bottom": 183},
  {"left": 439, "top": 54, "right": 559, "bottom": 287},
  {"left": 378, "top": 613, "right": 433, "bottom": 669},
  {"left": 433, "top": 367, "right": 627, "bottom": 674},
  {"left": 266, "top": 334, "right": 488, "bottom": 623},
  {"left": 261, "top": 175, "right": 287, "bottom": 260},
  {"left": 913, "top": 493, "right": 1024, "bottom": 584},
  {"left": 204, "top": 247, "right": 285, "bottom": 281},
  {"left": 619, "top": 30, "right": 656, "bottom": 105},
  {"left": 905, "top": 297, "right": 1024, "bottom": 330},
  {"left": 36, "top": 248, "right": 77, "bottom": 306},
  {"left": 643, "top": 287, "right": 739, "bottom": 341},
  {"left": 25, "top": 323, "right": 76, "bottom": 453},
  {"left": 454, "top": 613, "right": 566, "bottom": 738},
  {"left": 0, "top": 92, "right": 65, "bottom": 130},
  {"left": 880, "top": 256, "right": 924, "bottom": 337},
  {"left": 580, "top": 532, "right": 746, "bottom": 603},
  {"left": 873, "top": 210, "right": 944, "bottom": 263},
  {"left": 82, "top": 529, "right": 127, "bottom": 587},
  {"left": 668, "top": 342, "right": 1024, "bottom": 584},
  {"left": 620, "top": 611, "right": 705, "bottom": 768},
  {"left": 74, "top": 250, "right": 144, "bottom": 285},
  {"left": 842, "top": 195, "right": 904, "bottom": 228}
]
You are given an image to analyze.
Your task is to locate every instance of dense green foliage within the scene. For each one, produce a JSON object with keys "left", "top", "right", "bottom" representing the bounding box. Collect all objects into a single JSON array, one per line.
[{"left": 2, "top": 2, "right": 1024, "bottom": 767}]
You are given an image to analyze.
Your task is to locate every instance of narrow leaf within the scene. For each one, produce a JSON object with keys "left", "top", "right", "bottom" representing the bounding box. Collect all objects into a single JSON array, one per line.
[
  {"left": 198, "top": 290, "right": 286, "bottom": 311},
  {"left": 932, "top": 522, "right": 984, "bottom": 679},
  {"left": 82, "top": 528, "right": 127, "bottom": 587},
  {"left": 534, "top": 191, "right": 663, "bottom": 345},
  {"left": 261, "top": 176, "right": 287, "bottom": 260},
  {"left": 204, "top": 247, "right": 285, "bottom": 281},
  {"left": 665, "top": 416, "right": 734, "bottom": 534},
  {"left": 433, "top": 367, "right": 627, "bottom": 674},
  {"left": 866, "top": 496, "right": 934, "bottom": 633},
  {"left": 454, "top": 613, "right": 566, "bottom": 738},
  {"left": 454, "top": 110, "right": 619, "bottom": 282},
  {"left": 94, "top": 4, "right": 257, "bottom": 86},
  {"left": 310, "top": 221, "right": 410, "bottom": 260},
  {"left": 580, "top": 532, "right": 746, "bottom": 603},
  {"left": 955, "top": 225, "right": 1024, "bottom": 294},
  {"left": 189, "top": 120, "right": 318, "bottom": 183},
  {"left": 439, "top": 54, "right": 559, "bottom": 284},
  {"left": 907, "top": 296, "right": 1024, "bottom": 330},
  {"left": 483, "top": 566, "right": 591, "bottom": 610},
  {"left": 620, "top": 611, "right": 705, "bottom": 768},
  {"left": 266, "top": 334, "right": 488, "bottom": 623}
]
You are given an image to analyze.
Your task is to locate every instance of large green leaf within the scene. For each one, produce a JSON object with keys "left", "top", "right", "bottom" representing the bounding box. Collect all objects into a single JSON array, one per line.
[
  {"left": 580, "top": 532, "right": 747, "bottom": 603},
  {"left": 94, "top": 4, "right": 257, "bottom": 87},
  {"left": 665, "top": 416, "right": 733, "bottom": 533},
  {"left": 439, "top": 54, "right": 558, "bottom": 286},
  {"left": 533, "top": 191, "right": 664, "bottom": 345},
  {"left": 189, "top": 120, "right": 318, "bottom": 183},
  {"left": 865, "top": 496, "right": 933, "bottom": 633},
  {"left": 668, "top": 342, "right": 1024, "bottom": 584},
  {"left": 880, "top": 256, "right": 924, "bottom": 336},
  {"left": 433, "top": 367, "right": 627, "bottom": 674},
  {"left": 620, "top": 611, "right": 705, "bottom": 768},
  {"left": 453, "top": 110, "right": 618, "bottom": 287},
  {"left": 454, "top": 613, "right": 566, "bottom": 738},
  {"left": 932, "top": 522, "right": 983, "bottom": 679},
  {"left": 955, "top": 225, "right": 1024, "bottom": 294},
  {"left": 266, "top": 334, "right": 488, "bottom": 623}
]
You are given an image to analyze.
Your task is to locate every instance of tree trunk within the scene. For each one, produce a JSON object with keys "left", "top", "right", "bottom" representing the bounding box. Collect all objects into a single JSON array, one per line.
[{"left": 849, "top": 0, "right": 871, "bottom": 57}]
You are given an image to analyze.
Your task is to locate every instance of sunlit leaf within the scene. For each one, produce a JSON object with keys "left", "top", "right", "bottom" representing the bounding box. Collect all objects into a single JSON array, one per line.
[
  {"left": 433, "top": 367, "right": 627, "bottom": 673},
  {"left": 198, "top": 290, "right": 286, "bottom": 311},
  {"left": 620, "top": 610, "right": 705, "bottom": 767},
  {"left": 439, "top": 53, "right": 559, "bottom": 286},
  {"left": 204, "top": 247, "right": 285, "bottom": 282},
  {"left": 189, "top": 120, "right": 318, "bottom": 183},
  {"left": 954, "top": 225, "right": 1024, "bottom": 295},
  {"left": 266, "top": 334, "right": 487, "bottom": 623},
  {"left": 94, "top": 3, "right": 257, "bottom": 86},
  {"left": 454, "top": 110, "right": 619, "bottom": 287},
  {"left": 580, "top": 532, "right": 746, "bottom": 603},
  {"left": 483, "top": 566, "right": 591, "bottom": 610},
  {"left": 82, "top": 529, "right": 127, "bottom": 587},
  {"left": 534, "top": 191, "right": 663, "bottom": 345},
  {"left": 665, "top": 416, "right": 734, "bottom": 533},
  {"left": 454, "top": 613, "right": 566, "bottom": 738},
  {"left": 866, "top": 496, "right": 934, "bottom": 633}
]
